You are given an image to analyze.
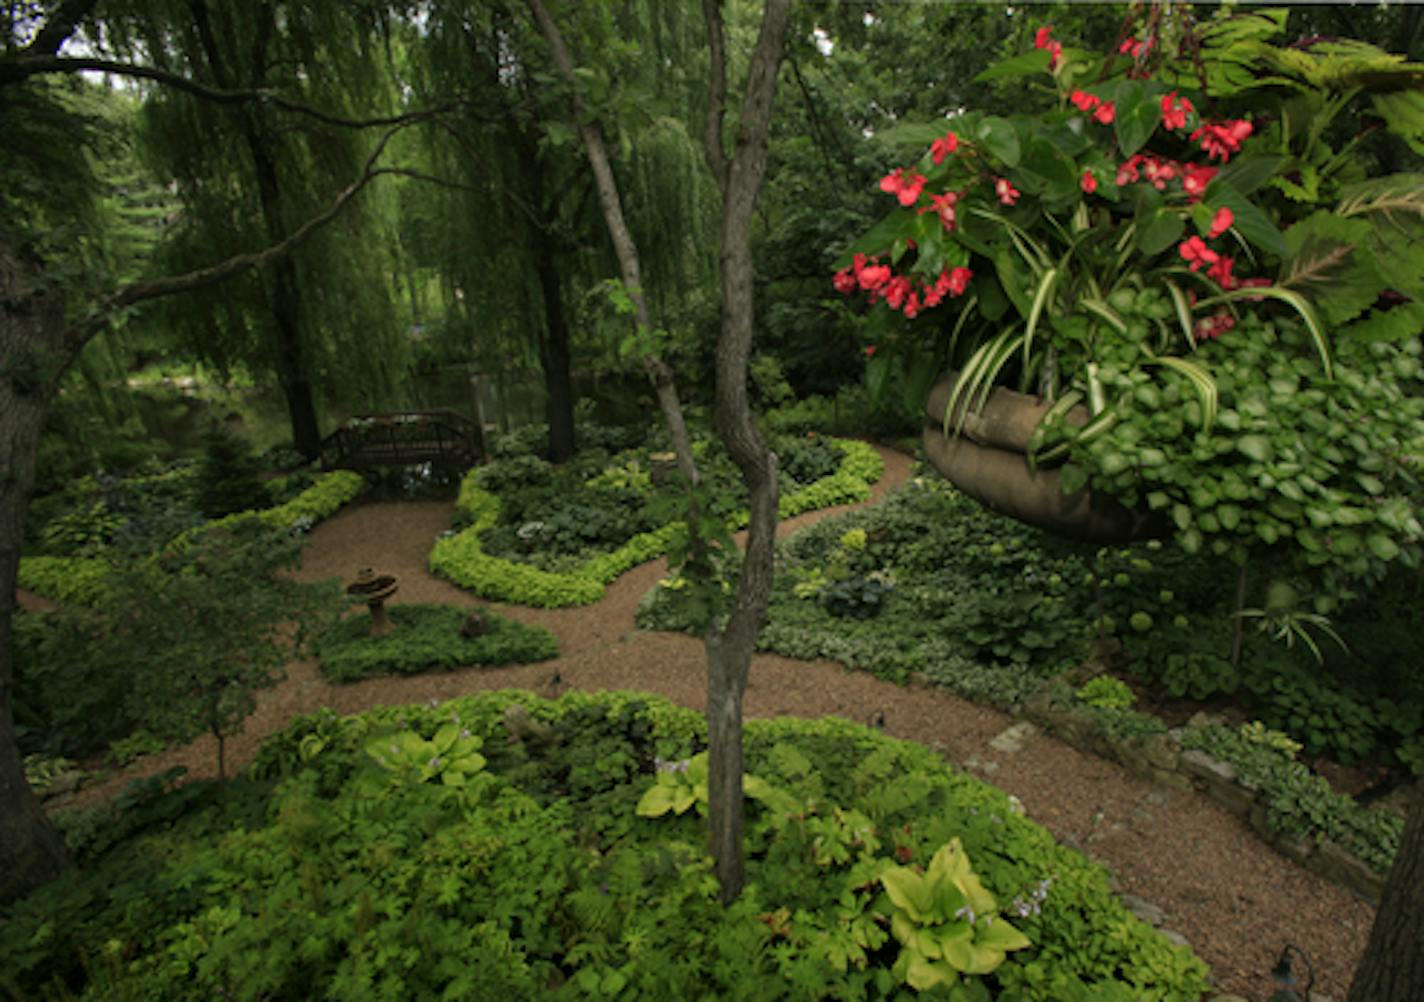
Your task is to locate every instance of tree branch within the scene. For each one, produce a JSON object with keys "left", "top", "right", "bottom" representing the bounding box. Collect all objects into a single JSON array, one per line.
[
  {"left": 0, "top": 54, "right": 462, "bottom": 129},
  {"left": 701, "top": 0, "right": 729, "bottom": 189},
  {"left": 18, "top": 0, "right": 98, "bottom": 58},
  {"left": 62, "top": 119, "right": 421, "bottom": 352}
]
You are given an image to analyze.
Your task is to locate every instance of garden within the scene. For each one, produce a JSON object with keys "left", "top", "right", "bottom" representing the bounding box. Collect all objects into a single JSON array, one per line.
[{"left": 3, "top": 3, "right": 1424, "bottom": 1001}]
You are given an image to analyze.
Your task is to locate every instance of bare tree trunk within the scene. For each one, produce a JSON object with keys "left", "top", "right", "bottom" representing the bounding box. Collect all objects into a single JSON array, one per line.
[
  {"left": 1349, "top": 777, "right": 1424, "bottom": 1000},
  {"left": 524, "top": 0, "right": 698, "bottom": 484},
  {"left": 699, "top": 0, "right": 792, "bottom": 905},
  {"left": 0, "top": 238, "right": 77, "bottom": 903}
]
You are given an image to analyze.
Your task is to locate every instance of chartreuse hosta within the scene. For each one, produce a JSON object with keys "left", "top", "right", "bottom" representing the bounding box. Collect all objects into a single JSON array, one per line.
[
  {"left": 638, "top": 752, "right": 1032, "bottom": 993},
  {"left": 880, "top": 837, "right": 1032, "bottom": 990},
  {"left": 365, "top": 721, "right": 487, "bottom": 786}
]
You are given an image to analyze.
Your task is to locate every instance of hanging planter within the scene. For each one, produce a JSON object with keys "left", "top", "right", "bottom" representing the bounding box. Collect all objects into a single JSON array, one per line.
[{"left": 921, "top": 373, "right": 1170, "bottom": 545}]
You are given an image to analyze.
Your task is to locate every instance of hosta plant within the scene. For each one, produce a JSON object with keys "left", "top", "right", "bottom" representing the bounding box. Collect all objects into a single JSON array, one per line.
[{"left": 879, "top": 837, "right": 1032, "bottom": 990}]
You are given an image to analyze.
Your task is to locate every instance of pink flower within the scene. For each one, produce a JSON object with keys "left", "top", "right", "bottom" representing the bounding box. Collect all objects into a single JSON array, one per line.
[
  {"left": 1207, "top": 206, "right": 1234, "bottom": 239},
  {"left": 1195, "top": 311, "right": 1236, "bottom": 342},
  {"left": 864, "top": 345, "right": 876, "bottom": 358},
  {"left": 1207, "top": 255, "right": 1238, "bottom": 290},
  {"left": 1179, "top": 236, "right": 1219, "bottom": 272},
  {"left": 1191, "top": 119, "right": 1253, "bottom": 162},
  {"left": 1161, "top": 91, "right": 1193, "bottom": 131},
  {"left": 879, "top": 168, "right": 927, "bottom": 207},
  {"left": 903, "top": 292, "right": 922, "bottom": 319},
  {"left": 946, "top": 266, "right": 973, "bottom": 296},
  {"left": 1071, "top": 90, "right": 1100, "bottom": 112},
  {"left": 1119, "top": 36, "right": 1152, "bottom": 59},
  {"left": 1116, "top": 155, "right": 1143, "bottom": 187},
  {"left": 922, "top": 190, "right": 959, "bottom": 231},
  {"left": 1182, "top": 164, "right": 1218, "bottom": 200},
  {"left": 930, "top": 131, "right": 960, "bottom": 165},
  {"left": 1080, "top": 170, "right": 1098, "bottom": 194},
  {"left": 882, "top": 275, "right": 913, "bottom": 310},
  {"left": 855, "top": 255, "right": 892, "bottom": 291},
  {"left": 833, "top": 267, "right": 856, "bottom": 295},
  {"left": 995, "top": 177, "right": 1020, "bottom": 206},
  {"left": 1033, "top": 25, "right": 1062, "bottom": 68},
  {"left": 1093, "top": 101, "right": 1116, "bottom": 125}
]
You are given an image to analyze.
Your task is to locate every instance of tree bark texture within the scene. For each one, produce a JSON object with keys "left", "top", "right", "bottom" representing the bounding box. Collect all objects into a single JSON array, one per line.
[
  {"left": 0, "top": 237, "right": 76, "bottom": 903},
  {"left": 701, "top": 0, "right": 792, "bottom": 904},
  {"left": 1349, "top": 777, "right": 1424, "bottom": 1000},
  {"left": 524, "top": 0, "right": 698, "bottom": 485}
]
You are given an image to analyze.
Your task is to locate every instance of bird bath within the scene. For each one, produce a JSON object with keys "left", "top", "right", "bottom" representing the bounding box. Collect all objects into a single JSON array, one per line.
[{"left": 347, "top": 567, "right": 398, "bottom": 637}]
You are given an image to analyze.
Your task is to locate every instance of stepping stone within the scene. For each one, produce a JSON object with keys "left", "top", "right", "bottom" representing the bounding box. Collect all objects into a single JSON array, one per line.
[{"left": 988, "top": 722, "right": 1038, "bottom": 753}]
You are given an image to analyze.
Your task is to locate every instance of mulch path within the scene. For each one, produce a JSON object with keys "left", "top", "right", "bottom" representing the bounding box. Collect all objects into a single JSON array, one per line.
[{"left": 45, "top": 445, "right": 1371, "bottom": 1000}]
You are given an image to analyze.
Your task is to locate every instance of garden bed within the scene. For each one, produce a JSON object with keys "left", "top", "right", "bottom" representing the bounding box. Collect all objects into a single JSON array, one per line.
[
  {"left": 315, "top": 603, "right": 558, "bottom": 682},
  {"left": 5, "top": 690, "right": 1210, "bottom": 1001},
  {"left": 430, "top": 434, "right": 883, "bottom": 608},
  {"left": 638, "top": 475, "right": 1412, "bottom": 900}
]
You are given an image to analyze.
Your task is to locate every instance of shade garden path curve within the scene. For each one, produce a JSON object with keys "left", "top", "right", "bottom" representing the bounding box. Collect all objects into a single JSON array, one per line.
[{"left": 58, "top": 443, "right": 1369, "bottom": 1000}]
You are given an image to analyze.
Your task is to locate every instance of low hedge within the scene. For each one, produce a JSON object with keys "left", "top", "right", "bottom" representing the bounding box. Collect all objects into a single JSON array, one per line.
[
  {"left": 316, "top": 604, "right": 558, "bottom": 683},
  {"left": 15, "top": 556, "right": 113, "bottom": 606},
  {"left": 430, "top": 439, "right": 884, "bottom": 608},
  {"left": 169, "top": 470, "right": 367, "bottom": 551},
  {"left": 20, "top": 472, "right": 368, "bottom": 604}
]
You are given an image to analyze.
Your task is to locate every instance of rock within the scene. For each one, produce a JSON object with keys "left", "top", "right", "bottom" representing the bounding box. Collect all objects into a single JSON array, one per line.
[
  {"left": 1180, "top": 749, "right": 1256, "bottom": 817},
  {"left": 1159, "top": 929, "right": 1191, "bottom": 950},
  {"left": 501, "top": 704, "right": 561, "bottom": 753},
  {"left": 1187, "top": 711, "right": 1229, "bottom": 729},
  {"left": 1312, "top": 839, "right": 1385, "bottom": 905},
  {"left": 1120, "top": 893, "right": 1166, "bottom": 927},
  {"left": 1138, "top": 733, "right": 1180, "bottom": 771},
  {"left": 988, "top": 722, "right": 1039, "bottom": 754}
]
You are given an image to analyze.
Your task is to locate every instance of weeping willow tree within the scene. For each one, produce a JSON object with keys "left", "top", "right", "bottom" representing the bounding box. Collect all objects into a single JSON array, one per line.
[
  {"left": 404, "top": 0, "right": 718, "bottom": 461},
  {"left": 99, "top": 0, "right": 413, "bottom": 459}
]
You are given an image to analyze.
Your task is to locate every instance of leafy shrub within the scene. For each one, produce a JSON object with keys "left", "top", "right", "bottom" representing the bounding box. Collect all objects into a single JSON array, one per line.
[
  {"left": 316, "top": 604, "right": 558, "bottom": 682},
  {"left": 36, "top": 502, "right": 124, "bottom": 556},
  {"left": 1, "top": 691, "right": 1208, "bottom": 1002},
  {"left": 775, "top": 433, "right": 843, "bottom": 487},
  {"left": 1075, "top": 676, "right": 1135, "bottom": 711}
]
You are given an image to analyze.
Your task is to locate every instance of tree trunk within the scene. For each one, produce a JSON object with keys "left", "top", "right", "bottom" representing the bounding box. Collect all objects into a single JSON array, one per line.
[
  {"left": 700, "top": 0, "right": 792, "bottom": 905},
  {"left": 525, "top": 0, "right": 698, "bottom": 485},
  {"left": 1349, "top": 777, "right": 1424, "bottom": 1000},
  {"left": 0, "top": 237, "right": 75, "bottom": 903},
  {"left": 513, "top": 119, "right": 577, "bottom": 464}
]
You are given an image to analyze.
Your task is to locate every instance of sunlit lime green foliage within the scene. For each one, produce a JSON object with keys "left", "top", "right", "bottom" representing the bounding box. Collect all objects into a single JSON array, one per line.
[
  {"left": 430, "top": 437, "right": 882, "bottom": 607},
  {"left": 173, "top": 470, "right": 366, "bottom": 548},
  {"left": 0, "top": 691, "right": 1207, "bottom": 1001},
  {"left": 15, "top": 556, "right": 113, "bottom": 606},
  {"left": 1075, "top": 676, "right": 1136, "bottom": 712},
  {"left": 316, "top": 604, "right": 558, "bottom": 683}
]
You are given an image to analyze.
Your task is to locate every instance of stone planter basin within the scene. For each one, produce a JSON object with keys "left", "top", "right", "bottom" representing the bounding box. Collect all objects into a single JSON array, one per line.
[{"left": 922, "top": 373, "right": 1170, "bottom": 545}]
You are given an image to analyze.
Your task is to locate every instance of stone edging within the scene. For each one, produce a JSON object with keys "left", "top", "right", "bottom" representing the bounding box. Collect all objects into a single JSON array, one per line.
[{"left": 1016, "top": 693, "right": 1386, "bottom": 905}]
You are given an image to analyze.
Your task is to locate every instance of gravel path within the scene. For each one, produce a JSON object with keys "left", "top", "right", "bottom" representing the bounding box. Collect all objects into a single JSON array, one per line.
[{"left": 59, "top": 445, "right": 1370, "bottom": 999}]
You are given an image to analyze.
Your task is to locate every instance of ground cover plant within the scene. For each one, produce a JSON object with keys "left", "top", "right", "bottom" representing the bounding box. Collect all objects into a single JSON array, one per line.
[
  {"left": 1, "top": 690, "right": 1208, "bottom": 1001},
  {"left": 315, "top": 603, "right": 558, "bottom": 683},
  {"left": 639, "top": 475, "right": 1424, "bottom": 779},
  {"left": 430, "top": 423, "right": 883, "bottom": 607}
]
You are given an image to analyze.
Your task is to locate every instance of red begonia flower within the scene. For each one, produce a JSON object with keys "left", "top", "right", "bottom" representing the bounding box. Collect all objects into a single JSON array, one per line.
[
  {"left": 1208, "top": 206, "right": 1235, "bottom": 239},
  {"left": 930, "top": 131, "right": 959, "bottom": 165}
]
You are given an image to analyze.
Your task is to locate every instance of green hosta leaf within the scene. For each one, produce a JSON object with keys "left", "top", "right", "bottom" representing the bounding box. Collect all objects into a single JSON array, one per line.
[
  {"left": 636, "top": 783, "right": 679, "bottom": 817},
  {"left": 882, "top": 867, "right": 934, "bottom": 921},
  {"left": 1237, "top": 435, "right": 1272, "bottom": 462},
  {"left": 905, "top": 952, "right": 958, "bottom": 991},
  {"left": 978, "top": 917, "right": 1032, "bottom": 952}
]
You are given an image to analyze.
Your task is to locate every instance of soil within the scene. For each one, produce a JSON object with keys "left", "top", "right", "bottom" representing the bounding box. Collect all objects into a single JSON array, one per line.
[{"left": 38, "top": 445, "right": 1372, "bottom": 1000}]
